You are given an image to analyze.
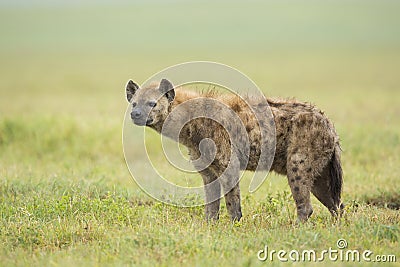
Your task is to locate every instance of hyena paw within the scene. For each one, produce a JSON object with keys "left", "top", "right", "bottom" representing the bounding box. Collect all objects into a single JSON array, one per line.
[
  {"left": 231, "top": 211, "right": 242, "bottom": 222},
  {"left": 330, "top": 203, "right": 345, "bottom": 218},
  {"left": 296, "top": 205, "right": 313, "bottom": 223},
  {"left": 205, "top": 210, "right": 220, "bottom": 221}
]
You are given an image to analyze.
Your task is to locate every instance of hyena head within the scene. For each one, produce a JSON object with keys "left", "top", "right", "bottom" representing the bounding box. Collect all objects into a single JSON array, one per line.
[{"left": 125, "top": 78, "right": 175, "bottom": 127}]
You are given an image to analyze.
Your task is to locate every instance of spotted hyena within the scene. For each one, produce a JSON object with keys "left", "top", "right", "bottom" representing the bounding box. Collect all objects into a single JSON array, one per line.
[{"left": 125, "top": 78, "right": 343, "bottom": 222}]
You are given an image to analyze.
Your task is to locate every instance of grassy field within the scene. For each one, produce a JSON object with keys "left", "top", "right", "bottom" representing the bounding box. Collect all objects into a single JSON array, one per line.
[{"left": 0, "top": 1, "right": 399, "bottom": 266}]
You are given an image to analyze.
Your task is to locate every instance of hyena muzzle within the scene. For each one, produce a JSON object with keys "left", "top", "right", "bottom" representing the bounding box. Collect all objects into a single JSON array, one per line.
[{"left": 125, "top": 78, "right": 343, "bottom": 223}]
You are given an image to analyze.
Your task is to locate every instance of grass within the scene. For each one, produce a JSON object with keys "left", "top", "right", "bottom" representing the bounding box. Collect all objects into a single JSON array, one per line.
[{"left": 0, "top": 1, "right": 400, "bottom": 266}]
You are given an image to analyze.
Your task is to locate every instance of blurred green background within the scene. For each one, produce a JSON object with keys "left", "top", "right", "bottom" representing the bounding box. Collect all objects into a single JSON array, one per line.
[
  {"left": 1, "top": 0, "right": 399, "bottom": 191},
  {"left": 1, "top": 0, "right": 400, "bottom": 114},
  {"left": 0, "top": 1, "right": 399, "bottom": 266}
]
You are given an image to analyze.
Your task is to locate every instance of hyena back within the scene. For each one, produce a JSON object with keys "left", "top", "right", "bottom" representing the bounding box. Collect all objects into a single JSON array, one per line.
[{"left": 126, "top": 79, "right": 343, "bottom": 222}]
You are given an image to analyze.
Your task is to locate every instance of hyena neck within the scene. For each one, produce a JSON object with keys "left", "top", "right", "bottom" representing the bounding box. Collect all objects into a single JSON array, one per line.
[
  {"left": 148, "top": 104, "right": 187, "bottom": 144},
  {"left": 147, "top": 103, "right": 176, "bottom": 134},
  {"left": 149, "top": 89, "right": 199, "bottom": 145}
]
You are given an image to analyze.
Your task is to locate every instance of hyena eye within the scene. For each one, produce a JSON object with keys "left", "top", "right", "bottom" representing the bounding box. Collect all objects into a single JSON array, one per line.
[
  {"left": 148, "top": 101, "right": 157, "bottom": 107},
  {"left": 132, "top": 102, "right": 137, "bottom": 108}
]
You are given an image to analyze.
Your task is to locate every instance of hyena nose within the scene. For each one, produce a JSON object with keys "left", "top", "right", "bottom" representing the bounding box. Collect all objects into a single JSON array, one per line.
[{"left": 131, "top": 109, "right": 142, "bottom": 119}]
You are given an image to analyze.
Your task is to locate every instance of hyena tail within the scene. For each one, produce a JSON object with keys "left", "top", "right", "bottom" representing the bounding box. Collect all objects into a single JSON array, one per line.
[{"left": 330, "top": 144, "right": 343, "bottom": 210}]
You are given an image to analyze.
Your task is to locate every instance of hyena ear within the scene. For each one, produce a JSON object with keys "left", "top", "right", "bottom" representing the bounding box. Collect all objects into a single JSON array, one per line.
[
  {"left": 126, "top": 80, "right": 139, "bottom": 102},
  {"left": 159, "top": 78, "right": 175, "bottom": 102}
]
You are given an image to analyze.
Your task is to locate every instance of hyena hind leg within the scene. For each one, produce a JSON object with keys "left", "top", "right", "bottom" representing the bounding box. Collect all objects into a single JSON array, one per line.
[{"left": 287, "top": 154, "right": 314, "bottom": 222}]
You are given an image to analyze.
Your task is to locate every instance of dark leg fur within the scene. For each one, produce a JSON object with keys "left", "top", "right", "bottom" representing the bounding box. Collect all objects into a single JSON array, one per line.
[
  {"left": 311, "top": 144, "right": 343, "bottom": 217},
  {"left": 199, "top": 168, "right": 221, "bottom": 221},
  {"left": 217, "top": 155, "right": 242, "bottom": 221}
]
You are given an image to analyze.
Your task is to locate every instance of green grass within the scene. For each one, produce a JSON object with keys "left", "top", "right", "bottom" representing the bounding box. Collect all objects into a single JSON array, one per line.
[{"left": 1, "top": 1, "right": 399, "bottom": 266}]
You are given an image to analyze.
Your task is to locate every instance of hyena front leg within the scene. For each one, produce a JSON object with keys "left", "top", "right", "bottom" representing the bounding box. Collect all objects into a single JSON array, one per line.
[
  {"left": 287, "top": 153, "right": 314, "bottom": 222},
  {"left": 223, "top": 182, "right": 242, "bottom": 221},
  {"left": 214, "top": 155, "right": 242, "bottom": 221},
  {"left": 199, "top": 168, "right": 221, "bottom": 221}
]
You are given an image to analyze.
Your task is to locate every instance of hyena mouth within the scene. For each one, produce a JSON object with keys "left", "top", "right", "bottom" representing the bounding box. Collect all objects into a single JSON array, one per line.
[
  {"left": 133, "top": 118, "right": 153, "bottom": 126},
  {"left": 145, "top": 118, "right": 154, "bottom": 125}
]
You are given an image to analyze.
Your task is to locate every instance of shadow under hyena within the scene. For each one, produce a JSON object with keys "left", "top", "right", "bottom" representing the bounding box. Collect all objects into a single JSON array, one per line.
[{"left": 125, "top": 79, "right": 343, "bottom": 223}]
